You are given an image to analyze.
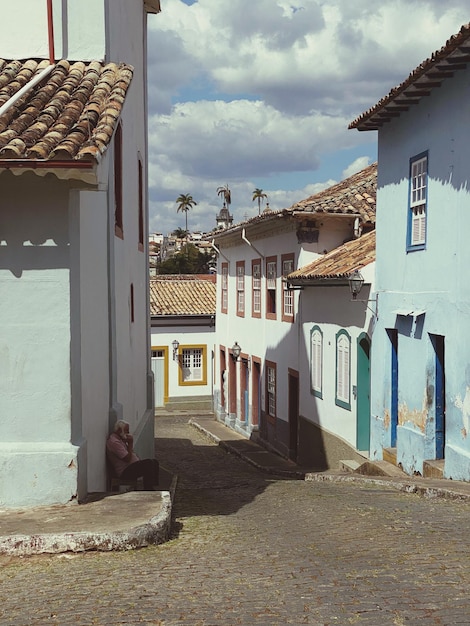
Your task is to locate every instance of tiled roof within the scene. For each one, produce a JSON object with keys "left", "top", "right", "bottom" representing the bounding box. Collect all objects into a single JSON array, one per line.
[
  {"left": 287, "top": 230, "right": 375, "bottom": 284},
  {"left": 210, "top": 163, "right": 377, "bottom": 242},
  {"left": 0, "top": 59, "right": 133, "bottom": 162},
  {"left": 150, "top": 275, "right": 216, "bottom": 316},
  {"left": 288, "top": 163, "right": 377, "bottom": 225},
  {"left": 350, "top": 23, "right": 470, "bottom": 131}
]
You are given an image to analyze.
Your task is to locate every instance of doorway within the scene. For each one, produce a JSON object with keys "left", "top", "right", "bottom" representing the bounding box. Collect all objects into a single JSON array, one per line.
[
  {"left": 151, "top": 348, "right": 167, "bottom": 408},
  {"left": 430, "top": 334, "right": 445, "bottom": 459},
  {"left": 288, "top": 369, "right": 299, "bottom": 462},
  {"left": 356, "top": 334, "right": 371, "bottom": 452}
]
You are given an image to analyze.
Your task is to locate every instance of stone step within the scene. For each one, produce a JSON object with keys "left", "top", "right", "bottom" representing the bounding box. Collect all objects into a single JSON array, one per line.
[
  {"left": 355, "top": 460, "right": 407, "bottom": 477},
  {"left": 423, "top": 459, "right": 445, "bottom": 479},
  {"left": 383, "top": 447, "right": 398, "bottom": 466},
  {"left": 339, "top": 459, "right": 361, "bottom": 473}
]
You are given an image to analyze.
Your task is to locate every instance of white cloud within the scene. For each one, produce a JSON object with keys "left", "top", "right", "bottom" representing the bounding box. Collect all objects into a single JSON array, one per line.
[{"left": 147, "top": 0, "right": 470, "bottom": 234}]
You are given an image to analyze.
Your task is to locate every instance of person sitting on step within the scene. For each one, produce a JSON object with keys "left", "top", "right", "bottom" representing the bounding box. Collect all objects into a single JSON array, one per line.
[{"left": 106, "top": 420, "right": 159, "bottom": 490}]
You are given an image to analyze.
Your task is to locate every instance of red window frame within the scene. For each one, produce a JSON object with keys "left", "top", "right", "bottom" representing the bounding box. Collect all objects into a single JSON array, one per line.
[
  {"left": 265, "top": 256, "right": 277, "bottom": 320},
  {"left": 281, "top": 253, "right": 295, "bottom": 323},
  {"left": 265, "top": 360, "right": 277, "bottom": 423},
  {"left": 236, "top": 260, "right": 245, "bottom": 317},
  {"left": 221, "top": 263, "right": 228, "bottom": 314},
  {"left": 252, "top": 258, "right": 261, "bottom": 318}
]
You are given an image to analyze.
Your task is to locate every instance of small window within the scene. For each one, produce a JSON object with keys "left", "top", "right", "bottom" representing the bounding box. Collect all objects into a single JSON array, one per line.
[
  {"left": 266, "top": 360, "right": 277, "bottom": 421},
  {"left": 114, "top": 122, "right": 123, "bottom": 239},
  {"left": 266, "top": 256, "right": 277, "bottom": 319},
  {"left": 281, "top": 253, "right": 294, "bottom": 322},
  {"left": 408, "top": 153, "right": 427, "bottom": 249},
  {"left": 130, "top": 283, "right": 134, "bottom": 323},
  {"left": 236, "top": 261, "right": 245, "bottom": 317},
  {"left": 336, "top": 330, "right": 351, "bottom": 410},
  {"left": 252, "top": 259, "right": 261, "bottom": 318},
  {"left": 179, "top": 346, "right": 207, "bottom": 386},
  {"left": 138, "top": 156, "right": 144, "bottom": 252},
  {"left": 310, "top": 326, "right": 323, "bottom": 398},
  {"left": 221, "top": 263, "right": 228, "bottom": 313}
]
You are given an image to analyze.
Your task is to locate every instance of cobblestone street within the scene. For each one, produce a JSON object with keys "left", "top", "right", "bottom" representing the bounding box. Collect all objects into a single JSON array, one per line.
[{"left": 0, "top": 415, "right": 469, "bottom": 625}]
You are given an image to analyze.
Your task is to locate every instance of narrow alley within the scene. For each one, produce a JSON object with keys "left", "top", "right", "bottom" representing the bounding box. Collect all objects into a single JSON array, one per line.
[{"left": 0, "top": 414, "right": 469, "bottom": 625}]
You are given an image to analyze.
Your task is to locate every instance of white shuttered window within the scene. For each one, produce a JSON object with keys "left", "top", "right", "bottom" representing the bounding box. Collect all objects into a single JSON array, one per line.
[
  {"left": 336, "top": 331, "right": 351, "bottom": 408},
  {"left": 310, "top": 327, "right": 323, "bottom": 396},
  {"left": 410, "top": 155, "right": 427, "bottom": 247}
]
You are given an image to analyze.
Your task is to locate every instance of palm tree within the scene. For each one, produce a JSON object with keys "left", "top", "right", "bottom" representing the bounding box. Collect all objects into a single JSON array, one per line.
[
  {"left": 176, "top": 194, "right": 197, "bottom": 237},
  {"left": 252, "top": 188, "right": 268, "bottom": 215},
  {"left": 217, "top": 184, "right": 231, "bottom": 209}
]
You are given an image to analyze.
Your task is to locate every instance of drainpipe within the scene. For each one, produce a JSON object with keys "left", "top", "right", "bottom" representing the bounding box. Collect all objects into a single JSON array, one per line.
[
  {"left": 47, "top": 0, "right": 55, "bottom": 64},
  {"left": 0, "top": 0, "right": 56, "bottom": 119},
  {"left": 241, "top": 228, "right": 265, "bottom": 258},
  {"left": 211, "top": 239, "right": 230, "bottom": 263},
  {"left": 354, "top": 217, "right": 362, "bottom": 238},
  {"left": 0, "top": 64, "right": 55, "bottom": 117}
]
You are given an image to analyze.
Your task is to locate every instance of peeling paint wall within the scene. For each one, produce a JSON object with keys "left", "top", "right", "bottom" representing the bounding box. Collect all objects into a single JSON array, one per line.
[{"left": 371, "top": 64, "right": 470, "bottom": 480}]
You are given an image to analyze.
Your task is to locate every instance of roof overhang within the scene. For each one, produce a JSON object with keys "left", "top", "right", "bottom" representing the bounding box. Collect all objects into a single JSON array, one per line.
[
  {"left": 0, "top": 158, "right": 97, "bottom": 184},
  {"left": 350, "top": 24, "right": 470, "bottom": 131},
  {"left": 144, "top": 0, "right": 161, "bottom": 13},
  {"left": 286, "top": 276, "right": 351, "bottom": 288},
  {"left": 151, "top": 314, "right": 215, "bottom": 327}
]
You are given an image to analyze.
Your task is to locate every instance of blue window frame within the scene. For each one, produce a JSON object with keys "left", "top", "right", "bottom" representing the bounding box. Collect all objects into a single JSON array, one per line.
[
  {"left": 407, "top": 152, "right": 428, "bottom": 251},
  {"left": 335, "top": 329, "right": 351, "bottom": 410}
]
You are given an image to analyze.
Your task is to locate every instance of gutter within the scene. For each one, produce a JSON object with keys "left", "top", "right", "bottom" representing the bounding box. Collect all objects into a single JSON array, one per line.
[
  {"left": 241, "top": 228, "right": 265, "bottom": 259},
  {"left": 0, "top": 159, "right": 93, "bottom": 170}
]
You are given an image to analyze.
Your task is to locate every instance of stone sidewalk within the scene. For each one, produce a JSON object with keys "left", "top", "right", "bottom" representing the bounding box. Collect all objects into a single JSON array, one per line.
[{"left": 1, "top": 412, "right": 470, "bottom": 556}]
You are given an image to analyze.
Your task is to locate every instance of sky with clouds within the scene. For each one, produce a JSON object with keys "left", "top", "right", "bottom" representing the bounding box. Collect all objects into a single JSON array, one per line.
[{"left": 146, "top": 0, "right": 469, "bottom": 235}]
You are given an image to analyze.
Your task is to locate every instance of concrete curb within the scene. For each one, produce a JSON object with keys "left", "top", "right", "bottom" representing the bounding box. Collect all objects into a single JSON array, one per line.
[
  {"left": 307, "top": 472, "right": 470, "bottom": 502},
  {"left": 190, "top": 419, "right": 306, "bottom": 479},
  {"left": 0, "top": 491, "right": 173, "bottom": 557}
]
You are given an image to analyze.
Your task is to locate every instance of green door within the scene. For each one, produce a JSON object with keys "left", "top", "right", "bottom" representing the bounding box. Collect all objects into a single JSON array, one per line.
[{"left": 356, "top": 334, "right": 371, "bottom": 452}]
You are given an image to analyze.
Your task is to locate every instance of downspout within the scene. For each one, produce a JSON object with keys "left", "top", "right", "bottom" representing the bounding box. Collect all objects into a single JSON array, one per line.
[
  {"left": 0, "top": 0, "right": 56, "bottom": 118},
  {"left": 354, "top": 217, "right": 362, "bottom": 238},
  {"left": 47, "top": 0, "right": 55, "bottom": 64},
  {"left": 241, "top": 228, "right": 265, "bottom": 259},
  {"left": 211, "top": 239, "right": 230, "bottom": 263}
]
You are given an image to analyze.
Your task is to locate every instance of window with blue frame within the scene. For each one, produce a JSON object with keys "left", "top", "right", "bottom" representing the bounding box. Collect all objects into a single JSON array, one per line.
[
  {"left": 335, "top": 329, "right": 351, "bottom": 410},
  {"left": 408, "top": 153, "right": 428, "bottom": 249}
]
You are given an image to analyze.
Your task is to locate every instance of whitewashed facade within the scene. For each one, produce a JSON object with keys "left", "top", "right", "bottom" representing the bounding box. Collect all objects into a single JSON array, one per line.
[
  {"left": 0, "top": 0, "right": 159, "bottom": 507},
  {"left": 212, "top": 167, "right": 376, "bottom": 467}
]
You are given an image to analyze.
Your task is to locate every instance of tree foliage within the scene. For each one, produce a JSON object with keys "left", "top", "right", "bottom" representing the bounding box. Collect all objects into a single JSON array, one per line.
[{"left": 157, "top": 243, "right": 214, "bottom": 275}]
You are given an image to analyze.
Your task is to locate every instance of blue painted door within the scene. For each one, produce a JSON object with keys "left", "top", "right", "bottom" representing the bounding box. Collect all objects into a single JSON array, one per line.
[
  {"left": 388, "top": 329, "right": 398, "bottom": 448},
  {"left": 431, "top": 334, "right": 445, "bottom": 459},
  {"left": 356, "top": 335, "right": 371, "bottom": 452}
]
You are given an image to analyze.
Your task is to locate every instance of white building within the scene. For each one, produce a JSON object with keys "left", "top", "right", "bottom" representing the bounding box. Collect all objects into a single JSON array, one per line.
[
  {"left": 0, "top": 0, "right": 160, "bottom": 507},
  {"left": 212, "top": 165, "right": 376, "bottom": 467},
  {"left": 150, "top": 275, "right": 216, "bottom": 413}
]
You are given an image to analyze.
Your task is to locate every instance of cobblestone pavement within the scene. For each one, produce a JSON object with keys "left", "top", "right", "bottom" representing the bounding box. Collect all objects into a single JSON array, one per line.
[{"left": 0, "top": 415, "right": 469, "bottom": 625}]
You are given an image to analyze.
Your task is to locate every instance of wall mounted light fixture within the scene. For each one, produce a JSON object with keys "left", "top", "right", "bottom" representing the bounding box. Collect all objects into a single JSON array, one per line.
[
  {"left": 348, "top": 269, "right": 378, "bottom": 317},
  {"left": 231, "top": 341, "right": 241, "bottom": 361},
  {"left": 172, "top": 339, "right": 180, "bottom": 361}
]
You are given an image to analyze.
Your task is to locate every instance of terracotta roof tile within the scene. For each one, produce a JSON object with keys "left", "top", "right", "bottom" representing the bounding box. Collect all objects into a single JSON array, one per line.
[
  {"left": 150, "top": 275, "right": 216, "bottom": 316},
  {"left": 288, "top": 163, "right": 377, "bottom": 225},
  {"left": 350, "top": 23, "right": 470, "bottom": 131},
  {"left": 211, "top": 164, "right": 377, "bottom": 242},
  {"left": 0, "top": 59, "right": 133, "bottom": 162},
  {"left": 288, "top": 230, "right": 375, "bottom": 283}
]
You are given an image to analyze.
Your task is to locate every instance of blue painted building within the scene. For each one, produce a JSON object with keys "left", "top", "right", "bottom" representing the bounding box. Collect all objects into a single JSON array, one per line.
[{"left": 350, "top": 24, "right": 470, "bottom": 480}]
